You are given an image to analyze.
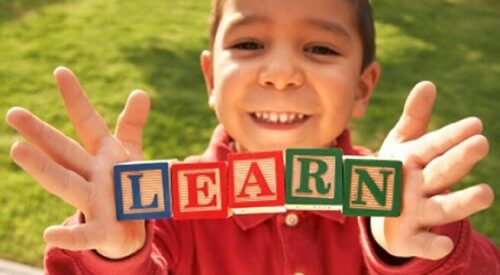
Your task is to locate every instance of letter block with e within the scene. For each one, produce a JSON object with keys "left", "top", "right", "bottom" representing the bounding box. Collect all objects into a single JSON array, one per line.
[
  {"left": 171, "top": 162, "right": 229, "bottom": 219},
  {"left": 343, "top": 157, "right": 402, "bottom": 217},
  {"left": 285, "top": 148, "right": 343, "bottom": 210},
  {"left": 114, "top": 161, "right": 172, "bottom": 220},
  {"left": 228, "top": 151, "right": 286, "bottom": 214}
]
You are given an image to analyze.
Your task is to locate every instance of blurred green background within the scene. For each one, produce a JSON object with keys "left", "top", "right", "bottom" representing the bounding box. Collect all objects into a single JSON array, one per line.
[{"left": 0, "top": 0, "right": 498, "bottom": 267}]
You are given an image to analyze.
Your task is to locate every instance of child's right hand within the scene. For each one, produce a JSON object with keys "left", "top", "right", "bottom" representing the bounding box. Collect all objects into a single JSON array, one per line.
[{"left": 6, "top": 67, "right": 150, "bottom": 259}]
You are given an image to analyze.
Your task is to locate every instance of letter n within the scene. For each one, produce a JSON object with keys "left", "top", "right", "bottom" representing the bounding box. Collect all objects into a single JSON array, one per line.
[{"left": 343, "top": 157, "right": 402, "bottom": 217}]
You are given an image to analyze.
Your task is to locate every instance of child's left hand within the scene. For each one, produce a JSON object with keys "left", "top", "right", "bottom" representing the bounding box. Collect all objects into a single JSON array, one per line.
[{"left": 371, "top": 81, "right": 494, "bottom": 260}]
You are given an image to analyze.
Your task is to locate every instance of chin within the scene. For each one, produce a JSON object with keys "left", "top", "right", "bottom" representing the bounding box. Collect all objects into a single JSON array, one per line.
[{"left": 242, "top": 137, "right": 319, "bottom": 152}]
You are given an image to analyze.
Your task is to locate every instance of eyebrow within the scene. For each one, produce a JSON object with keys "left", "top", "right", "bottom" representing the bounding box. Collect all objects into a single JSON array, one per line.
[
  {"left": 223, "top": 14, "right": 271, "bottom": 37},
  {"left": 305, "top": 19, "right": 351, "bottom": 41}
]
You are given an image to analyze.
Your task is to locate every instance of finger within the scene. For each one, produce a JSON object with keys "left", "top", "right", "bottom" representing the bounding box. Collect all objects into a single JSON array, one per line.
[
  {"left": 115, "top": 90, "right": 150, "bottom": 147},
  {"left": 388, "top": 81, "right": 436, "bottom": 142},
  {"left": 408, "top": 231, "right": 454, "bottom": 260},
  {"left": 44, "top": 223, "right": 103, "bottom": 251},
  {"left": 423, "top": 135, "right": 489, "bottom": 194},
  {"left": 6, "top": 107, "right": 92, "bottom": 178},
  {"left": 411, "top": 117, "right": 483, "bottom": 165},
  {"left": 54, "top": 67, "right": 110, "bottom": 154},
  {"left": 10, "top": 141, "right": 92, "bottom": 208},
  {"left": 421, "top": 184, "right": 494, "bottom": 227}
]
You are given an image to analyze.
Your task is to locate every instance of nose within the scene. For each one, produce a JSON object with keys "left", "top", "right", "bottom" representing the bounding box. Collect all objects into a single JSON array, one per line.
[{"left": 258, "top": 49, "right": 304, "bottom": 90}]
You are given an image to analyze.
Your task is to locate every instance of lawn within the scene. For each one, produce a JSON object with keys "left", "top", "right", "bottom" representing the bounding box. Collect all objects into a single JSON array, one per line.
[{"left": 0, "top": 0, "right": 498, "bottom": 267}]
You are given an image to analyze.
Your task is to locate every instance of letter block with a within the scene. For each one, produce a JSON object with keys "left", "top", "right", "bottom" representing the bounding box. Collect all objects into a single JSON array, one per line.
[
  {"left": 171, "top": 162, "right": 229, "bottom": 219},
  {"left": 285, "top": 148, "right": 343, "bottom": 210},
  {"left": 114, "top": 161, "right": 172, "bottom": 220},
  {"left": 228, "top": 151, "right": 285, "bottom": 214},
  {"left": 343, "top": 157, "right": 402, "bottom": 217}
]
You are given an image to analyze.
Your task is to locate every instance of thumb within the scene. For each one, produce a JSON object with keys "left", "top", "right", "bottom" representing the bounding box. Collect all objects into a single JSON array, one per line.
[
  {"left": 388, "top": 81, "right": 437, "bottom": 143},
  {"left": 44, "top": 223, "right": 103, "bottom": 251},
  {"left": 115, "top": 90, "right": 150, "bottom": 152},
  {"left": 409, "top": 231, "right": 454, "bottom": 260}
]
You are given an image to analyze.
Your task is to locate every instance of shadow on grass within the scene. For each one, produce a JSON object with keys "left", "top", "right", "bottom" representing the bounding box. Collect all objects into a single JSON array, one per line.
[
  {"left": 0, "top": 0, "right": 67, "bottom": 24},
  {"left": 123, "top": 44, "right": 218, "bottom": 160}
]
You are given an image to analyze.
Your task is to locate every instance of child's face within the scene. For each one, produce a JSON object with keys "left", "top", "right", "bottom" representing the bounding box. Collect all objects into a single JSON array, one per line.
[{"left": 201, "top": 0, "right": 380, "bottom": 152}]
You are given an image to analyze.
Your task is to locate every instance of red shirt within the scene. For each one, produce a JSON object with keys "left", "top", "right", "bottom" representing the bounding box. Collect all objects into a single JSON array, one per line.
[{"left": 45, "top": 125, "right": 500, "bottom": 274}]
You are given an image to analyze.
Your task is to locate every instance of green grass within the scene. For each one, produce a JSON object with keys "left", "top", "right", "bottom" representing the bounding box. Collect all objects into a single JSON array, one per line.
[{"left": 0, "top": 0, "right": 498, "bottom": 267}]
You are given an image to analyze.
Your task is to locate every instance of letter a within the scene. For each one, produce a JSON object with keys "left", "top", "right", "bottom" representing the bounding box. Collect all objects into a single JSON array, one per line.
[{"left": 237, "top": 162, "right": 275, "bottom": 198}]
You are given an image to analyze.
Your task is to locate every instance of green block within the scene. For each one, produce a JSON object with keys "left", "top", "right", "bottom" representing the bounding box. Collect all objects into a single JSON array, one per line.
[
  {"left": 285, "top": 148, "right": 343, "bottom": 210},
  {"left": 343, "top": 157, "right": 402, "bottom": 217}
]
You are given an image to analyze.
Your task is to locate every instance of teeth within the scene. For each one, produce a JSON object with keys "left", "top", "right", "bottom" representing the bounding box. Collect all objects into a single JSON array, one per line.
[
  {"left": 279, "top": 113, "right": 288, "bottom": 123},
  {"left": 269, "top": 113, "right": 278, "bottom": 123},
  {"left": 253, "top": 111, "right": 307, "bottom": 124}
]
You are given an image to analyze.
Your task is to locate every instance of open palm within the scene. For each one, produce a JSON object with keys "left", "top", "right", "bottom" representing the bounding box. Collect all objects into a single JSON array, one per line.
[
  {"left": 371, "top": 81, "right": 494, "bottom": 260},
  {"left": 7, "top": 67, "right": 150, "bottom": 259}
]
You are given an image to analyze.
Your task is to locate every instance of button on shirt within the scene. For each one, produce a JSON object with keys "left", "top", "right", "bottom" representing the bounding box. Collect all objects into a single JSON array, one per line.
[{"left": 285, "top": 213, "right": 299, "bottom": 227}]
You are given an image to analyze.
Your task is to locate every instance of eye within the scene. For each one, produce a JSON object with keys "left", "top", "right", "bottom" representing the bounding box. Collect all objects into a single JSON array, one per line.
[
  {"left": 232, "top": 41, "right": 264, "bottom": 50},
  {"left": 304, "top": 45, "right": 339, "bottom": 56}
]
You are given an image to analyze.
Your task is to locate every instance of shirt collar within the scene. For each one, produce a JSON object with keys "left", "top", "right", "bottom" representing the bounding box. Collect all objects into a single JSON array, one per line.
[{"left": 200, "top": 124, "right": 362, "bottom": 231}]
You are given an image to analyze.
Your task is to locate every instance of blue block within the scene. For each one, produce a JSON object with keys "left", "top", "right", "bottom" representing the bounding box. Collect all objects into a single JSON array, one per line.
[{"left": 114, "top": 161, "right": 172, "bottom": 220}]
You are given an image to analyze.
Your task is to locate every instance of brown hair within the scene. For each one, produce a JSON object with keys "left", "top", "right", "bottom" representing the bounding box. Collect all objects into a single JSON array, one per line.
[{"left": 209, "top": 0, "right": 376, "bottom": 71}]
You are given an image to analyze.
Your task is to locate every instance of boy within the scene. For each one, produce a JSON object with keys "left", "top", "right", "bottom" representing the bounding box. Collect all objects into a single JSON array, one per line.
[{"left": 6, "top": 0, "right": 498, "bottom": 273}]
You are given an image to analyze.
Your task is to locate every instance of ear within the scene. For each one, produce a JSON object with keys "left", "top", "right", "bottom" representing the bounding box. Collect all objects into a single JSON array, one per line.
[
  {"left": 351, "top": 61, "right": 381, "bottom": 118},
  {"left": 200, "top": 50, "right": 216, "bottom": 108}
]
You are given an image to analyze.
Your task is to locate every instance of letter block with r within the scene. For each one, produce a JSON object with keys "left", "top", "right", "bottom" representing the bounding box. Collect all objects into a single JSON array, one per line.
[
  {"left": 114, "top": 161, "right": 172, "bottom": 220},
  {"left": 342, "top": 157, "right": 402, "bottom": 216},
  {"left": 285, "top": 148, "right": 343, "bottom": 210}
]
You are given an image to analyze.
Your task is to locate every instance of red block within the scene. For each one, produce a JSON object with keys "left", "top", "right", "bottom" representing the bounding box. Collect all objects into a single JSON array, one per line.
[
  {"left": 228, "top": 151, "right": 286, "bottom": 214},
  {"left": 171, "top": 162, "right": 229, "bottom": 219}
]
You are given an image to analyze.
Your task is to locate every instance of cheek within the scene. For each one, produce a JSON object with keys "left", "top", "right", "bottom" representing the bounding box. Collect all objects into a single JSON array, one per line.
[
  {"left": 212, "top": 64, "right": 248, "bottom": 121},
  {"left": 311, "top": 69, "right": 358, "bottom": 108}
]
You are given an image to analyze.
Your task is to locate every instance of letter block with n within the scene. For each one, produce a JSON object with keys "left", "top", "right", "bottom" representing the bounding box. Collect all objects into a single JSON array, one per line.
[
  {"left": 228, "top": 151, "right": 286, "bottom": 214},
  {"left": 343, "top": 157, "right": 402, "bottom": 217},
  {"left": 114, "top": 161, "right": 172, "bottom": 220},
  {"left": 285, "top": 148, "right": 343, "bottom": 210},
  {"left": 171, "top": 162, "right": 229, "bottom": 219}
]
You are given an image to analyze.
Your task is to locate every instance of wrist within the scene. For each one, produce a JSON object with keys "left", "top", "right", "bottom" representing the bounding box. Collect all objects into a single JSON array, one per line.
[
  {"left": 367, "top": 217, "right": 412, "bottom": 265},
  {"left": 95, "top": 245, "right": 142, "bottom": 260}
]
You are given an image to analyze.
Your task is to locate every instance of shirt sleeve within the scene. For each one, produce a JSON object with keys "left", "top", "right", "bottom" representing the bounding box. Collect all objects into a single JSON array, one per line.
[
  {"left": 44, "top": 212, "right": 186, "bottom": 275},
  {"left": 358, "top": 217, "right": 500, "bottom": 274}
]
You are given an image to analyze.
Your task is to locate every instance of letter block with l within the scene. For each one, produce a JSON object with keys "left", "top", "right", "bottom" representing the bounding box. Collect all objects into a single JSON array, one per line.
[
  {"left": 342, "top": 157, "right": 402, "bottom": 216},
  {"left": 114, "top": 161, "right": 173, "bottom": 220},
  {"left": 171, "top": 162, "right": 229, "bottom": 219},
  {"left": 228, "top": 151, "right": 286, "bottom": 214},
  {"left": 285, "top": 148, "right": 343, "bottom": 210}
]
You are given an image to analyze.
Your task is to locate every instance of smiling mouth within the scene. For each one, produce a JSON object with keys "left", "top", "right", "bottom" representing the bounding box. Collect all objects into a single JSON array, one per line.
[{"left": 250, "top": 111, "right": 310, "bottom": 125}]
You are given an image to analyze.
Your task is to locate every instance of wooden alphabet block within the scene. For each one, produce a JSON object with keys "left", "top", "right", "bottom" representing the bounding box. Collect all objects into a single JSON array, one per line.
[
  {"left": 171, "top": 162, "right": 229, "bottom": 219},
  {"left": 342, "top": 157, "right": 402, "bottom": 217},
  {"left": 228, "top": 151, "right": 286, "bottom": 214},
  {"left": 285, "top": 148, "right": 343, "bottom": 210},
  {"left": 114, "top": 161, "right": 172, "bottom": 220}
]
